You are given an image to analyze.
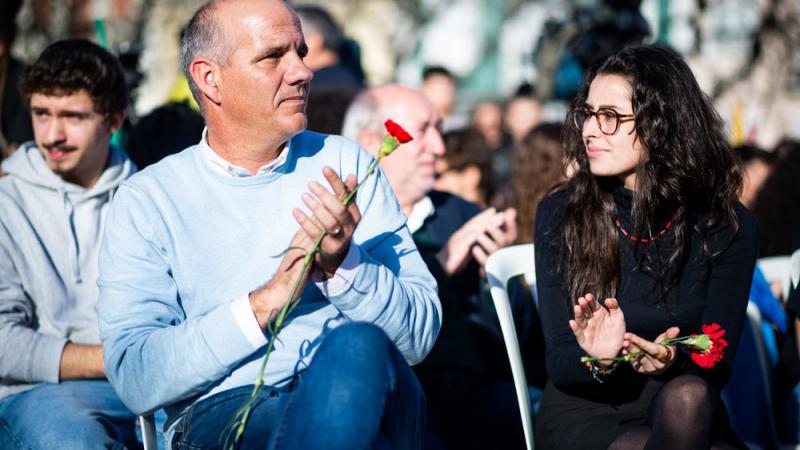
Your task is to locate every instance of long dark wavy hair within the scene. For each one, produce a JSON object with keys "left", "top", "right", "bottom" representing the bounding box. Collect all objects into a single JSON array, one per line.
[{"left": 560, "top": 45, "right": 742, "bottom": 304}]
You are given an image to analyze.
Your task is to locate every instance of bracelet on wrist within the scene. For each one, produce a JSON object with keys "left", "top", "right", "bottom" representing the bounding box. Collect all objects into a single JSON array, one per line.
[{"left": 584, "top": 358, "right": 619, "bottom": 383}]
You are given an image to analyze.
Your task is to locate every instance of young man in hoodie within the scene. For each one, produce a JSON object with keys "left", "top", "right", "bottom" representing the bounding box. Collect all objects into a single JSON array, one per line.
[{"left": 0, "top": 39, "right": 137, "bottom": 448}]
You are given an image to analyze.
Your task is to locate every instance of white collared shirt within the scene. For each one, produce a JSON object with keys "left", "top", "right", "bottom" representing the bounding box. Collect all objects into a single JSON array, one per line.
[
  {"left": 406, "top": 196, "right": 435, "bottom": 234},
  {"left": 200, "top": 127, "right": 289, "bottom": 177}
]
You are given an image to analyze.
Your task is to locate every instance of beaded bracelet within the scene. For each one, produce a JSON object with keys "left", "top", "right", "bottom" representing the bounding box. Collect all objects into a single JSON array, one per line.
[{"left": 584, "top": 359, "right": 619, "bottom": 383}]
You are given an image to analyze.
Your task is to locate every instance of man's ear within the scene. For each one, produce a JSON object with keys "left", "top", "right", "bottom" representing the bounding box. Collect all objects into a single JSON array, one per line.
[
  {"left": 357, "top": 130, "right": 382, "bottom": 158},
  {"left": 107, "top": 111, "right": 126, "bottom": 135},
  {"left": 189, "top": 57, "right": 222, "bottom": 107}
]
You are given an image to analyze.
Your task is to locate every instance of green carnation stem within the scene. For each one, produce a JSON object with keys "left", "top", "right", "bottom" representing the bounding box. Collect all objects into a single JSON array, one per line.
[
  {"left": 223, "top": 154, "right": 387, "bottom": 450},
  {"left": 580, "top": 335, "right": 705, "bottom": 365}
]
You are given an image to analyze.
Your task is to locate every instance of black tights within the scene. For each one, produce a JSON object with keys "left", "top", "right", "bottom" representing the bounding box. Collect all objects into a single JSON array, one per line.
[{"left": 607, "top": 375, "right": 738, "bottom": 450}]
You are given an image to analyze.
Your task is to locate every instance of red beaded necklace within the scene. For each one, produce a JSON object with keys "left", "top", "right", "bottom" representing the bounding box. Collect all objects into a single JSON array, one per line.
[{"left": 614, "top": 219, "right": 672, "bottom": 243}]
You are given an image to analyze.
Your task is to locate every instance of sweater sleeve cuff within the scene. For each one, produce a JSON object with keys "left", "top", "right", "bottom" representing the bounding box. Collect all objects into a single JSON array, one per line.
[
  {"left": 35, "top": 335, "right": 68, "bottom": 383},
  {"left": 198, "top": 300, "right": 264, "bottom": 370},
  {"left": 229, "top": 294, "right": 267, "bottom": 349},
  {"left": 314, "top": 242, "right": 361, "bottom": 297}
]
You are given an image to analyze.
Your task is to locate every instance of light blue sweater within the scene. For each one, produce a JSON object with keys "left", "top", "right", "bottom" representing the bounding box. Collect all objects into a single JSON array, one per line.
[
  {"left": 98, "top": 131, "right": 441, "bottom": 431},
  {"left": 0, "top": 142, "right": 135, "bottom": 400}
]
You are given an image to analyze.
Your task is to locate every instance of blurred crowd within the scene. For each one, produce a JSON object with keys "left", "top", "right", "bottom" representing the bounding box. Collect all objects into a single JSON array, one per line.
[
  {"left": 2, "top": 0, "right": 800, "bottom": 449},
  {"left": 3, "top": 0, "right": 800, "bottom": 146}
]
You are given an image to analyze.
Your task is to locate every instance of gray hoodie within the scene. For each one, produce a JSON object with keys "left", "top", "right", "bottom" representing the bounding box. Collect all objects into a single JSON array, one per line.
[{"left": 0, "top": 142, "right": 135, "bottom": 400}]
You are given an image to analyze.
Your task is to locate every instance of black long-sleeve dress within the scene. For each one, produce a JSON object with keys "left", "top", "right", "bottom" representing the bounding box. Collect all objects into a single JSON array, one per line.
[{"left": 533, "top": 187, "right": 758, "bottom": 450}]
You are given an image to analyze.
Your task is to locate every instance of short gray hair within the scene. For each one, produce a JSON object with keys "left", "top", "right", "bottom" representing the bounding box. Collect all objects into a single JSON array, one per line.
[
  {"left": 341, "top": 89, "right": 384, "bottom": 141},
  {"left": 181, "top": 0, "right": 233, "bottom": 113}
]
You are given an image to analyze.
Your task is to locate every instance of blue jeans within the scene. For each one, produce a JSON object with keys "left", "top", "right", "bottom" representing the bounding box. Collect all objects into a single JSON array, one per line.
[
  {"left": 0, "top": 380, "right": 138, "bottom": 449},
  {"left": 173, "top": 322, "right": 425, "bottom": 450}
]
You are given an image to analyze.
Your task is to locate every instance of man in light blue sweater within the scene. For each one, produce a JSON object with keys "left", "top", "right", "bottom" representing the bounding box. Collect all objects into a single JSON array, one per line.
[
  {"left": 97, "top": 1, "right": 441, "bottom": 449},
  {"left": 0, "top": 40, "right": 137, "bottom": 448}
]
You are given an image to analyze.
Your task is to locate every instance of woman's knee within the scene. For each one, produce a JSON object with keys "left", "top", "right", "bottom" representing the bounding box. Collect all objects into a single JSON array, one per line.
[
  {"left": 656, "top": 375, "right": 715, "bottom": 417},
  {"left": 665, "top": 375, "right": 712, "bottom": 402}
]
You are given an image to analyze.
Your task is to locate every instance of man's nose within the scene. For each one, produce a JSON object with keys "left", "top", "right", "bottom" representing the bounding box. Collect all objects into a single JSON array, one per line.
[
  {"left": 44, "top": 118, "right": 66, "bottom": 145},
  {"left": 286, "top": 52, "right": 314, "bottom": 86},
  {"left": 425, "top": 128, "right": 445, "bottom": 156}
]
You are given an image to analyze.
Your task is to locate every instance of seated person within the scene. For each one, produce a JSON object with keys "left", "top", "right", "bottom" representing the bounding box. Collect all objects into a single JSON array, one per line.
[
  {"left": 534, "top": 45, "right": 756, "bottom": 450},
  {"left": 98, "top": 1, "right": 441, "bottom": 449},
  {"left": 434, "top": 127, "right": 495, "bottom": 208},
  {"left": 343, "top": 84, "right": 529, "bottom": 450},
  {"left": 0, "top": 39, "right": 137, "bottom": 448},
  {"left": 736, "top": 144, "right": 774, "bottom": 210}
]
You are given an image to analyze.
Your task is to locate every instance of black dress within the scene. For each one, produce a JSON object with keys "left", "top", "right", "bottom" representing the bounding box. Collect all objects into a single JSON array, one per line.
[{"left": 533, "top": 188, "right": 758, "bottom": 450}]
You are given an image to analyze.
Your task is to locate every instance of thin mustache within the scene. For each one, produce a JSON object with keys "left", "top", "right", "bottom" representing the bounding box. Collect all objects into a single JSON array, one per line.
[{"left": 44, "top": 144, "right": 76, "bottom": 152}]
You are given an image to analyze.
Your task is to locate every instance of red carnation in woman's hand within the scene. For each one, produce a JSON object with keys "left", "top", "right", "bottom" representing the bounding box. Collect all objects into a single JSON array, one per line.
[
  {"left": 689, "top": 323, "right": 727, "bottom": 369},
  {"left": 384, "top": 119, "right": 413, "bottom": 143},
  {"left": 581, "top": 323, "right": 729, "bottom": 371}
]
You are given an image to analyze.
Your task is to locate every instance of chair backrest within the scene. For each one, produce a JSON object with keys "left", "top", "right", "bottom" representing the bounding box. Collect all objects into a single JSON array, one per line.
[
  {"left": 791, "top": 249, "right": 800, "bottom": 290},
  {"left": 485, "top": 243, "right": 536, "bottom": 450},
  {"left": 722, "top": 303, "right": 781, "bottom": 449},
  {"left": 758, "top": 255, "right": 792, "bottom": 300}
]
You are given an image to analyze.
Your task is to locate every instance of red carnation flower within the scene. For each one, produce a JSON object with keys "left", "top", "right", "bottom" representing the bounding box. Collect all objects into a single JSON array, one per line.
[
  {"left": 384, "top": 119, "right": 413, "bottom": 143},
  {"left": 689, "top": 323, "right": 727, "bottom": 369}
]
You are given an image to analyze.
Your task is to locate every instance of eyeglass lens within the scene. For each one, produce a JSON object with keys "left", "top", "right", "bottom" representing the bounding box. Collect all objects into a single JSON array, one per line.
[{"left": 574, "top": 109, "right": 621, "bottom": 135}]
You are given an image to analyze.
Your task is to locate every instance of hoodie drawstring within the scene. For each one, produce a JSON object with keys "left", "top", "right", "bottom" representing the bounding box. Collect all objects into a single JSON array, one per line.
[{"left": 61, "top": 190, "right": 82, "bottom": 283}]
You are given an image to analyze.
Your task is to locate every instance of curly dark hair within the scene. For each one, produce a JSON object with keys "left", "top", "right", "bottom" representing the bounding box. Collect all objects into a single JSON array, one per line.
[
  {"left": 441, "top": 127, "right": 495, "bottom": 206},
  {"left": 19, "top": 39, "right": 128, "bottom": 120},
  {"left": 752, "top": 140, "right": 800, "bottom": 257},
  {"left": 559, "top": 45, "right": 742, "bottom": 303},
  {"left": 508, "top": 122, "right": 564, "bottom": 244}
]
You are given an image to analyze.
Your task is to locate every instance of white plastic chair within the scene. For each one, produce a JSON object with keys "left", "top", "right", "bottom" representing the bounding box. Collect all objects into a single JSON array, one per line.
[
  {"left": 724, "top": 302, "right": 788, "bottom": 450},
  {"left": 758, "top": 256, "right": 792, "bottom": 300},
  {"left": 140, "top": 413, "right": 158, "bottom": 450},
  {"left": 485, "top": 243, "right": 536, "bottom": 450},
  {"left": 790, "top": 249, "right": 800, "bottom": 290}
]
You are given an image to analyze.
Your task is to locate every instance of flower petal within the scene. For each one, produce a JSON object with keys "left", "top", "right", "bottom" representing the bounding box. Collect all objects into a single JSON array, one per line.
[
  {"left": 689, "top": 324, "right": 727, "bottom": 368},
  {"left": 384, "top": 119, "right": 413, "bottom": 143}
]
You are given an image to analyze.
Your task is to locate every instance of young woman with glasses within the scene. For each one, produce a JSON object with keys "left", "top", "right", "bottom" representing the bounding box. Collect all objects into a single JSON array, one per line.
[{"left": 534, "top": 45, "right": 757, "bottom": 449}]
